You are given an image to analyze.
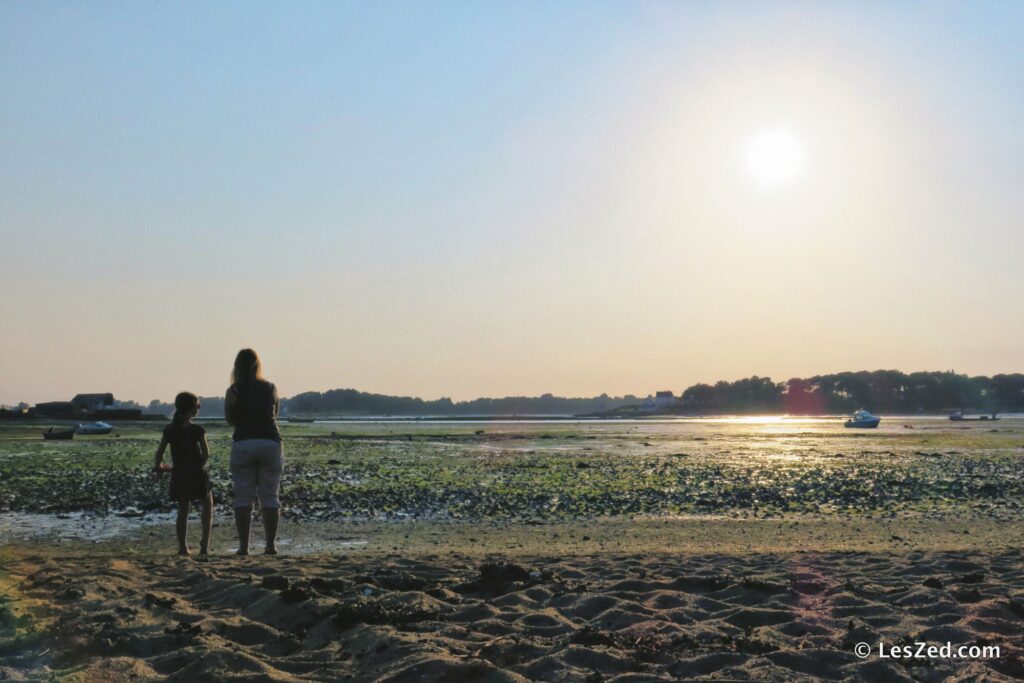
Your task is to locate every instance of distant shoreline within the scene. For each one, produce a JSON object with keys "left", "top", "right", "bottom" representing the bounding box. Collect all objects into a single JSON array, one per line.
[
  {"left": 267, "top": 412, "right": 1023, "bottom": 422},
  {"left": 15, "top": 411, "right": 1009, "bottom": 425},
  {"left": 4, "top": 412, "right": 1022, "bottom": 426}
]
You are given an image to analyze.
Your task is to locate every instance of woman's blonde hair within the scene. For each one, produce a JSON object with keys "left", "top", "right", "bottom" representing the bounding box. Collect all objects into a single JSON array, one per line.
[{"left": 231, "top": 348, "right": 263, "bottom": 387}]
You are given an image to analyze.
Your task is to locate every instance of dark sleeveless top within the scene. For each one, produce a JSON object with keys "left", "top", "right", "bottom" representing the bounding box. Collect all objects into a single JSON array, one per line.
[
  {"left": 228, "top": 380, "right": 281, "bottom": 442},
  {"left": 163, "top": 422, "right": 206, "bottom": 470},
  {"left": 162, "top": 422, "right": 210, "bottom": 501}
]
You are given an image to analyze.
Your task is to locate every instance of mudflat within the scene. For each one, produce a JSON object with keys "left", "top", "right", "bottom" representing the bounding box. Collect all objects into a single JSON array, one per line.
[{"left": 2, "top": 417, "right": 1023, "bottom": 680}]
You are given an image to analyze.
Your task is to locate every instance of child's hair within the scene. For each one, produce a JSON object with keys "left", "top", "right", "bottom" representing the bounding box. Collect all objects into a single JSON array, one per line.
[{"left": 170, "top": 392, "right": 200, "bottom": 433}]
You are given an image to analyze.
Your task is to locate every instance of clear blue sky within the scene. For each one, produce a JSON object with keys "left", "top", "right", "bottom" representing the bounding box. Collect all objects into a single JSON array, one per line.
[{"left": 2, "top": 2, "right": 1023, "bottom": 403}]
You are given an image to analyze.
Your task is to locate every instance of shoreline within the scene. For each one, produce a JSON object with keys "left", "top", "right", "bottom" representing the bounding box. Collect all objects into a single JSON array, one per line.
[
  {"left": 4, "top": 413, "right": 1022, "bottom": 426},
  {"left": 4, "top": 511, "right": 1022, "bottom": 558}
]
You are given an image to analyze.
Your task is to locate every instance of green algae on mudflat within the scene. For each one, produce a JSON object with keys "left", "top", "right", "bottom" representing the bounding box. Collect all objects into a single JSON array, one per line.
[{"left": 0, "top": 421, "right": 1022, "bottom": 521}]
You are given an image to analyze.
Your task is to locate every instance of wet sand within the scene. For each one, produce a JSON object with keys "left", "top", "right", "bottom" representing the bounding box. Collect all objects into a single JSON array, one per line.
[{"left": 4, "top": 511, "right": 1024, "bottom": 557}]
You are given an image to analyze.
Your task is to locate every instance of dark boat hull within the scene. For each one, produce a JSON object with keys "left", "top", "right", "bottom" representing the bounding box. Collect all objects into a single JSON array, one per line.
[
  {"left": 844, "top": 418, "right": 880, "bottom": 428},
  {"left": 43, "top": 429, "right": 75, "bottom": 440}
]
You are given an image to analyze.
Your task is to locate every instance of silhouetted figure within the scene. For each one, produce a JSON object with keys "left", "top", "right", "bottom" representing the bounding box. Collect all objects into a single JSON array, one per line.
[
  {"left": 153, "top": 392, "right": 213, "bottom": 556},
  {"left": 225, "top": 348, "right": 283, "bottom": 555}
]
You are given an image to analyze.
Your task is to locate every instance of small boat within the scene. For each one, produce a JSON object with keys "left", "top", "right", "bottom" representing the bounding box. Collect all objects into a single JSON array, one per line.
[
  {"left": 949, "top": 411, "right": 998, "bottom": 422},
  {"left": 43, "top": 427, "right": 75, "bottom": 440},
  {"left": 844, "top": 409, "right": 880, "bottom": 428},
  {"left": 76, "top": 421, "right": 114, "bottom": 435}
]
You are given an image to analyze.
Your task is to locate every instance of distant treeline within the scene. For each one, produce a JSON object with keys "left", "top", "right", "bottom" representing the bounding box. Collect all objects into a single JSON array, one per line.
[
  {"left": 137, "top": 370, "right": 1024, "bottom": 417},
  {"left": 143, "top": 390, "right": 637, "bottom": 417},
  {"left": 679, "top": 371, "right": 1024, "bottom": 414},
  {"left": 143, "top": 396, "right": 226, "bottom": 418},
  {"left": 284, "top": 390, "right": 638, "bottom": 416}
]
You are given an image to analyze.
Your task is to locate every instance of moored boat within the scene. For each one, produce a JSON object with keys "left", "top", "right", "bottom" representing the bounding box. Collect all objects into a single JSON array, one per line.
[
  {"left": 844, "top": 409, "right": 880, "bottom": 428},
  {"left": 949, "top": 411, "right": 998, "bottom": 422},
  {"left": 76, "top": 421, "right": 114, "bottom": 435},
  {"left": 43, "top": 427, "right": 76, "bottom": 440}
]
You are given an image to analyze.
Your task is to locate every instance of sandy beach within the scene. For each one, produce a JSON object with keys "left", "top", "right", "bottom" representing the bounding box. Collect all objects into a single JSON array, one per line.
[{"left": 3, "top": 515, "right": 1024, "bottom": 681}]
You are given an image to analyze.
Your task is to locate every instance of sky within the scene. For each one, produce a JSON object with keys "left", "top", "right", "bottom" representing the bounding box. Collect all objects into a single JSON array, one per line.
[{"left": 2, "top": 1, "right": 1023, "bottom": 404}]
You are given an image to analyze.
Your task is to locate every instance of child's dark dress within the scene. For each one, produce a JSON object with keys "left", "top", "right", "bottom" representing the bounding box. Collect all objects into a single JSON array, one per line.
[{"left": 163, "top": 423, "right": 211, "bottom": 502}]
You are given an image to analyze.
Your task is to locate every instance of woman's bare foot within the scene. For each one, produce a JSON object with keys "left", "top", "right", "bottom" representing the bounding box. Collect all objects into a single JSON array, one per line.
[
  {"left": 178, "top": 547, "right": 191, "bottom": 557},
  {"left": 236, "top": 548, "right": 249, "bottom": 556},
  {"left": 199, "top": 545, "right": 209, "bottom": 556},
  {"left": 263, "top": 546, "right": 278, "bottom": 555}
]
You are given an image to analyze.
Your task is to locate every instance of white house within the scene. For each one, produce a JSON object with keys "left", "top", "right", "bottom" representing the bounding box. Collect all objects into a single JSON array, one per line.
[{"left": 654, "top": 390, "right": 675, "bottom": 409}]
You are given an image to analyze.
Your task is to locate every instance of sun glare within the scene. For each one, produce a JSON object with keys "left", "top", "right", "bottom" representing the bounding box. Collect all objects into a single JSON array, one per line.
[{"left": 747, "top": 129, "right": 804, "bottom": 185}]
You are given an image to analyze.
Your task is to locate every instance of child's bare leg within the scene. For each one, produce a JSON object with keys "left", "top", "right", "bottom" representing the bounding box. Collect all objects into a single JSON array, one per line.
[
  {"left": 199, "top": 492, "right": 213, "bottom": 555},
  {"left": 234, "top": 506, "right": 252, "bottom": 555},
  {"left": 176, "top": 500, "right": 190, "bottom": 555}
]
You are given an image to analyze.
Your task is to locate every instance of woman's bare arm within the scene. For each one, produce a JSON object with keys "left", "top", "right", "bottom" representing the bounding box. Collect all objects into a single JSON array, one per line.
[{"left": 225, "top": 387, "right": 238, "bottom": 425}]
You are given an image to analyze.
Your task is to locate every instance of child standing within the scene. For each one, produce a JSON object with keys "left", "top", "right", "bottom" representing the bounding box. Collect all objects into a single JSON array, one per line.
[{"left": 153, "top": 392, "right": 213, "bottom": 556}]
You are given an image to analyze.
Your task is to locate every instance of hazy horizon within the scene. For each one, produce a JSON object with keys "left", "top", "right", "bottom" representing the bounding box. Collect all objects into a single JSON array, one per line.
[
  {"left": 3, "top": 2, "right": 1023, "bottom": 404},
  {"left": 6, "top": 366, "right": 1024, "bottom": 408}
]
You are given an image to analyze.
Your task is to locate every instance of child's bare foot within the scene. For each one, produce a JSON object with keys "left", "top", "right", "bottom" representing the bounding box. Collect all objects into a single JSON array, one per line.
[
  {"left": 178, "top": 548, "right": 191, "bottom": 557},
  {"left": 264, "top": 546, "right": 278, "bottom": 555},
  {"left": 236, "top": 548, "right": 249, "bottom": 556}
]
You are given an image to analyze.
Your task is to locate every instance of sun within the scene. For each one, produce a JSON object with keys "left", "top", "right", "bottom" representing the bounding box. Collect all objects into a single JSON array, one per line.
[{"left": 747, "top": 129, "right": 803, "bottom": 185}]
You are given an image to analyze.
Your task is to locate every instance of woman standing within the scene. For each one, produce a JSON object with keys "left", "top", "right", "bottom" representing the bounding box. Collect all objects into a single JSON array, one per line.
[{"left": 225, "top": 348, "right": 283, "bottom": 555}]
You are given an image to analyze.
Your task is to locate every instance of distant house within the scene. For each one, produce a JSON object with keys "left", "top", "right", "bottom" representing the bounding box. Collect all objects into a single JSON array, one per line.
[
  {"left": 0, "top": 404, "right": 31, "bottom": 419},
  {"left": 35, "top": 401, "right": 76, "bottom": 418},
  {"left": 654, "top": 390, "right": 675, "bottom": 409},
  {"left": 71, "top": 393, "right": 115, "bottom": 413},
  {"left": 36, "top": 394, "right": 141, "bottom": 419}
]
